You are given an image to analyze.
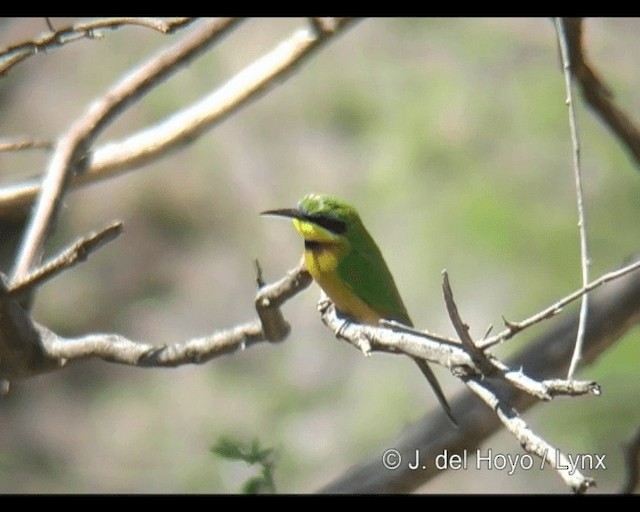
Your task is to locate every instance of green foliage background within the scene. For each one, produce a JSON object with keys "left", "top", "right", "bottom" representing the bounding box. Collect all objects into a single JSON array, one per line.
[{"left": 0, "top": 18, "right": 639, "bottom": 493}]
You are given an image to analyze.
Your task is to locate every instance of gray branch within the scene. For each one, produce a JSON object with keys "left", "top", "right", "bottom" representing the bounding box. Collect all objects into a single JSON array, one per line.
[{"left": 320, "top": 258, "right": 640, "bottom": 493}]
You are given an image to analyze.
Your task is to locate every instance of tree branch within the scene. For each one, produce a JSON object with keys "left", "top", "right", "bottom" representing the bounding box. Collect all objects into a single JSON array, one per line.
[
  {"left": 0, "top": 258, "right": 310, "bottom": 381},
  {"left": 0, "top": 17, "right": 197, "bottom": 77},
  {"left": 320, "top": 268, "right": 601, "bottom": 492},
  {"left": 9, "top": 18, "right": 243, "bottom": 285},
  {"left": 320, "top": 258, "right": 640, "bottom": 493},
  {"left": 465, "top": 377, "right": 594, "bottom": 493},
  {"left": 555, "top": 17, "right": 591, "bottom": 380},
  {"left": 0, "top": 18, "right": 360, "bottom": 221},
  {"left": 560, "top": 18, "right": 640, "bottom": 167},
  {"left": 8, "top": 221, "right": 123, "bottom": 298},
  {"left": 621, "top": 426, "right": 640, "bottom": 494},
  {"left": 0, "top": 138, "right": 53, "bottom": 152},
  {"left": 479, "top": 258, "right": 640, "bottom": 350}
]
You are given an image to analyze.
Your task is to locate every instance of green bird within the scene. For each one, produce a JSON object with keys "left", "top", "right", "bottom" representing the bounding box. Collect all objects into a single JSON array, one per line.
[{"left": 261, "top": 193, "right": 456, "bottom": 425}]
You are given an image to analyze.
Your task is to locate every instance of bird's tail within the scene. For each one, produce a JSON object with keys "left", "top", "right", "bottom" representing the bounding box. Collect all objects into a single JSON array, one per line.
[{"left": 412, "top": 357, "right": 458, "bottom": 427}]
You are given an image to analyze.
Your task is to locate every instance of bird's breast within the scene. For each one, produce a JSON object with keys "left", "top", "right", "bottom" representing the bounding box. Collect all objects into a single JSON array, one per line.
[{"left": 304, "top": 243, "right": 381, "bottom": 325}]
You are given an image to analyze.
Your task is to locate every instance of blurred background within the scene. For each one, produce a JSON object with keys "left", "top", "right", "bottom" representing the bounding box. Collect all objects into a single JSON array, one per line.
[{"left": 0, "top": 17, "right": 639, "bottom": 493}]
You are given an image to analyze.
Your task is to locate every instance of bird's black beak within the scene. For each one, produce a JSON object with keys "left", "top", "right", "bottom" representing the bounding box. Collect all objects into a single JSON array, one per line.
[{"left": 260, "top": 208, "right": 305, "bottom": 220}]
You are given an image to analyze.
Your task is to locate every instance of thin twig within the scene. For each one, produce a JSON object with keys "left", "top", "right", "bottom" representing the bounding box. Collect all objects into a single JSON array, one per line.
[
  {"left": 9, "top": 18, "right": 242, "bottom": 286},
  {"left": 443, "top": 263, "right": 594, "bottom": 491},
  {"left": 556, "top": 17, "right": 590, "bottom": 381},
  {"left": 8, "top": 221, "right": 123, "bottom": 297},
  {"left": 0, "top": 138, "right": 53, "bottom": 152},
  {"left": 442, "top": 270, "right": 496, "bottom": 374},
  {"left": 478, "top": 258, "right": 640, "bottom": 350},
  {"left": 0, "top": 17, "right": 197, "bottom": 77}
]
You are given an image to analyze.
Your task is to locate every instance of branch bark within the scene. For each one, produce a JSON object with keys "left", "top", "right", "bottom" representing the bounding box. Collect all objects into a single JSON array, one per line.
[
  {"left": 0, "top": 18, "right": 360, "bottom": 221},
  {"left": 10, "top": 18, "right": 243, "bottom": 285},
  {"left": 320, "top": 259, "right": 640, "bottom": 493},
  {"left": 0, "top": 257, "right": 310, "bottom": 381},
  {"left": 0, "top": 17, "right": 197, "bottom": 77},
  {"left": 560, "top": 18, "right": 640, "bottom": 167}
]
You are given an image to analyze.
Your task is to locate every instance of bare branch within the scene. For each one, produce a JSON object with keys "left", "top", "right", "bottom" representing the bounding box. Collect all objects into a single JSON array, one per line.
[
  {"left": 0, "top": 274, "right": 59, "bottom": 379},
  {"left": 560, "top": 18, "right": 640, "bottom": 167},
  {"left": 8, "top": 221, "right": 123, "bottom": 297},
  {"left": 0, "top": 18, "right": 360, "bottom": 220},
  {"left": 465, "top": 377, "right": 595, "bottom": 493},
  {"left": 0, "top": 138, "right": 53, "bottom": 152},
  {"left": 322, "top": 262, "right": 607, "bottom": 492},
  {"left": 256, "top": 259, "right": 312, "bottom": 342},
  {"left": 322, "top": 260, "right": 640, "bottom": 493},
  {"left": 621, "top": 426, "right": 640, "bottom": 494},
  {"left": 0, "top": 259, "right": 310, "bottom": 380},
  {"left": 10, "top": 18, "right": 243, "bottom": 285},
  {"left": 479, "top": 258, "right": 640, "bottom": 350},
  {"left": 0, "top": 222, "right": 123, "bottom": 379},
  {"left": 0, "top": 17, "right": 197, "bottom": 77},
  {"left": 556, "top": 18, "right": 591, "bottom": 380},
  {"left": 41, "top": 321, "right": 266, "bottom": 368},
  {"left": 320, "top": 301, "right": 600, "bottom": 491},
  {"left": 442, "top": 270, "right": 497, "bottom": 375},
  {"left": 320, "top": 303, "right": 596, "bottom": 401}
]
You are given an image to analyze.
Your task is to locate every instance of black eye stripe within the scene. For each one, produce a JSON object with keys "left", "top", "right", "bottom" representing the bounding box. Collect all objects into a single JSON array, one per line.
[
  {"left": 304, "top": 239, "right": 321, "bottom": 250},
  {"left": 303, "top": 214, "right": 347, "bottom": 235}
]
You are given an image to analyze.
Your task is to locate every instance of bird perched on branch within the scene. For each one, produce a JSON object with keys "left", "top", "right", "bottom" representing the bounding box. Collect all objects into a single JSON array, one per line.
[{"left": 262, "top": 193, "right": 456, "bottom": 426}]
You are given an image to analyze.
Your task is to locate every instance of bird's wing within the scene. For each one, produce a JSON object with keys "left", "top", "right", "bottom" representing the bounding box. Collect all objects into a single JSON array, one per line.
[
  {"left": 338, "top": 228, "right": 457, "bottom": 426},
  {"left": 337, "top": 235, "right": 413, "bottom": 327}
]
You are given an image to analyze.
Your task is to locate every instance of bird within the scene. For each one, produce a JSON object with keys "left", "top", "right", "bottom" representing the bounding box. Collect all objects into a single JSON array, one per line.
[{"left": 261, "top": 193, "right": 456, "bottom": 426}]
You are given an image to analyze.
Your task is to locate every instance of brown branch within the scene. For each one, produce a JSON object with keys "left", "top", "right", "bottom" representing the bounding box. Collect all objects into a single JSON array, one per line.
[
  {"left": 0, "top": 18, "right": 360, "bottom": 221},
  {"left": 621, "top": 426, "right": 640, "bottom": 494},
  {"left": 0, "top": 261, "right": 310, "bottom": 380},
  {"left": 41, "top": 322, "right": 267, "bottom": 368},
  {"left": 256, "top": 259, "right": 313, "bottom": 342},
  {"left": 0, "top": 17, "right": 197, "bottom": 77},
  {"left": 560, "top": 18, "right": 640, "bottom": 167},
  {"left": 0, "top": 274, "right": 59, "bottom": 379},
  {"left": 10, "top": 18, "right": 243, "bottom": 285},
  {"left": 0, "top": 138, "right": 53, "bottom": 152},
  {"left": 8, "top": 221, "right": 123, "bottom": 298},
  {"left": 0, "top": 222, "right": 123, "bottom": 379}
]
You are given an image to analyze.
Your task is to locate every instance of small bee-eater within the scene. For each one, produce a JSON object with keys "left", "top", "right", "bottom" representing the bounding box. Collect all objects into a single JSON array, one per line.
[{"left": 261, "top": 193, "right": 456, "bottom": 426}]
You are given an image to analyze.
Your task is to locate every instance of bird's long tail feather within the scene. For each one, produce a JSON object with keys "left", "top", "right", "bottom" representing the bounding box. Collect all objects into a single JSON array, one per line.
[{"left": 412, "top": 357, "right": 458, "bottom": 427}]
